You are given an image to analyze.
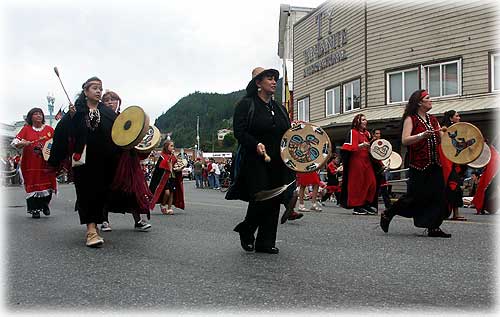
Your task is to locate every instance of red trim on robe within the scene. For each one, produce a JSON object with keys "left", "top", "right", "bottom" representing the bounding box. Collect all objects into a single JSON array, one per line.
[{"left": 472, "top": 145, "right": 499, "bottom": 213}]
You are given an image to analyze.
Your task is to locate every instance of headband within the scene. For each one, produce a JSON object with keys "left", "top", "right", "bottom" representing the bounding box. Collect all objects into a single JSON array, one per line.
[
  {"left": 82, "top": 76, "right": 102, "bottom": 89},
  {"left": 420, "top": 90, "right": 429, "bottom": 100}
]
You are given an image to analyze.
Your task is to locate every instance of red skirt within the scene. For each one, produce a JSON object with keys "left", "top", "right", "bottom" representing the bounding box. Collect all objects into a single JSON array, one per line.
[{"left": 296, "top": 171, "right": 321, "bottom": 186}]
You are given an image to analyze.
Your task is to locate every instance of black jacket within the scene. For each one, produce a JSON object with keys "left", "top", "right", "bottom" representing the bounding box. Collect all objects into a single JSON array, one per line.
[{"left": 227, "top": 95, "right": 294, "bottom": 201}]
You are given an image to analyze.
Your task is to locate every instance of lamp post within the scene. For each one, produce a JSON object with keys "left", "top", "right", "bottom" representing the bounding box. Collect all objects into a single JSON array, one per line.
[{"left": 46, "top": 93, "right": 55, "bottom": 127}]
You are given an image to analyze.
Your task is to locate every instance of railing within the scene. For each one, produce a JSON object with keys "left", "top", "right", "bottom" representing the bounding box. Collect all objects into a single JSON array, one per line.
[
  {"left": 387, "top": 168, "right": 409, "bottom": 195},
  {"left": 1, "top": 168, "right": 19, "bottom": 186}
]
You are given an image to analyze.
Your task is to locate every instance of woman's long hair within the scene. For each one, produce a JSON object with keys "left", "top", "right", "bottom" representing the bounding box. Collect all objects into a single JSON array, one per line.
[
  {"left": 401, "top": 89, "right": 426, "bottom": 122},
  {"left": 351, "top": 113, "right": 365, "bottom": 130},
  {"left": 162, "top": 140, "right": 174, "bottom": 154},
  {"left": 25, "top": 108, "right": 45, "bottom": 126},
  {"left": 74, "top": 76, "right": 102, "bottom": 111}
]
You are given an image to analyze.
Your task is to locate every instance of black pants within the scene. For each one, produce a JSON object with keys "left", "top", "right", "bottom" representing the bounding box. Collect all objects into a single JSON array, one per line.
[
  {"left": 237, "top": 196, "right": 281, "bottom": 249},
  {"left": 379, "top": 185, "right": 392, "bottom": 209}
]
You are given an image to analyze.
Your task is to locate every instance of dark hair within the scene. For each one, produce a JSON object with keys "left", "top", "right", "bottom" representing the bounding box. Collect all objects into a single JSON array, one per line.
[
  {"left": 471, "top": 171, "right": 481, "bottom": 177},
  {"left": 351, "top": 113, "right": 365, "bottom": 130},
  {"left": 25, "top": 108, "right": 45, "bottom": 126},
  {"left": 402, "top": 89, "right": 426, "bottom": 122},
  {"left": 441, "top": 110, "right": 457, "bottom": 127},
  {"left": 74, "top": 76, "right": 103, "bottom": 111}
]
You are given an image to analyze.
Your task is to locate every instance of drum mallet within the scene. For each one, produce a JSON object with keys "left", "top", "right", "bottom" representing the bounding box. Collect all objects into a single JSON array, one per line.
[
  {"left": 53, "top": 66, "right": 73, "bottom": 105},
  {"left": 262, "top": 150, "right": 271, "bottom": 163}
]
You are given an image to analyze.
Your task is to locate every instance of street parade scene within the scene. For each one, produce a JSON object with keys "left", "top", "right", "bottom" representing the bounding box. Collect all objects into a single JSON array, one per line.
[{"left": 0, "top": 0, "right": 499, "bottom": 315}]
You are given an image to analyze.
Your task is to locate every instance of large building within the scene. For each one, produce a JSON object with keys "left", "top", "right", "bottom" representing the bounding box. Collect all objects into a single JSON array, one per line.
[
  {"left": 278, "top": 4, "right": 315, "bottom": 119},
  {"left": 280, "top": 0, "right": 499, "bottom": 156}
]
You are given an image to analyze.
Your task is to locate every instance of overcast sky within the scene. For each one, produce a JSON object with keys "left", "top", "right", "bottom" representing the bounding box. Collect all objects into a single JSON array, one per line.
[{"left": 0, "top": 0, "right": 324, "bottom": 124}]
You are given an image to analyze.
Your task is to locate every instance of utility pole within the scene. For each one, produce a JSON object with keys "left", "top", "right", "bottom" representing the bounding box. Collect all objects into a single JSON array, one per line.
[{"left": 196, "top": 116, "right": 200, "bottom": 157}]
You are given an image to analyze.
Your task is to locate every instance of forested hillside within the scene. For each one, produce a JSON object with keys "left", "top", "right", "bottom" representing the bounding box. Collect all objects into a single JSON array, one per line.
[{"left": 154, "top": 78, "right": 282, "bottom": 151}]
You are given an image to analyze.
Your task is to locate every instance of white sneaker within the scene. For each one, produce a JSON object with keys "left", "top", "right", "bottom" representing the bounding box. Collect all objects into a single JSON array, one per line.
[
  {"left": 101, "top": 221, "right": 112, "bottom": 232},
  {"left": 298, "top": 204, "right": 308, "bottom": 212},
  {"left": 310, "top": 203, "right": 322, "bottom": 212}
]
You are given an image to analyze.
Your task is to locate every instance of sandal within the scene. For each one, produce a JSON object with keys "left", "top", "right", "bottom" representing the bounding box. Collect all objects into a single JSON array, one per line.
[
  {"left": 166, "top": 209, "right": 174, "bottom": 215},
  {"left": 449, "top": 216, "right": 467, "bottom": 221},
  {"left": 160, "top": 206, "right": 168, "bottom": 215}
]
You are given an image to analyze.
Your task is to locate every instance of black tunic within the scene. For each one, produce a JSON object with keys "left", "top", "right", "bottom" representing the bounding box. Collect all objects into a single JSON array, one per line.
[
  {"left": 231, "top": 95, "right": 294, "bottom": 201},
  {"left": 49, "top": 103, "right": 120, "bottom": 224}
]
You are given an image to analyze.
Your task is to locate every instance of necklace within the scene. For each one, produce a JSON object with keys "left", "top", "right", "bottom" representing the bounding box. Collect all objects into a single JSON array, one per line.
[
  {"left": 266, "top": 101, "right": 275, "bottom": 116},
  {"left": 87, "top": 108, "right": 101, "bottom": 130}
]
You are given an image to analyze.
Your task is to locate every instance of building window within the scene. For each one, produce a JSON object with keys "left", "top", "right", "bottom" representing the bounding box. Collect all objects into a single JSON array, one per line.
[
  {"left": 423, "top": 60, "right": 461, "bottom": 97},
  {"left": 343, "top": 79, "right": 360, "bottom": 112},
  {"left": 492, "top": 53, "right": 500, "bottom": 92},
  {"left": 387, "top": 69, "right": 419, "bottom": 103},
  {"left": 325, "top": 86, "right": 341, "bottom": 116},
  {"left": 297, "top": 97, "right": 309, "bottom": 122}
]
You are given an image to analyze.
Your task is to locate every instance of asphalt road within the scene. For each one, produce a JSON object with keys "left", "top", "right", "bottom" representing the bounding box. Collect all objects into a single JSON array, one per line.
[{"left": 3, "top": 181, "right": 497, "bottom": 315}]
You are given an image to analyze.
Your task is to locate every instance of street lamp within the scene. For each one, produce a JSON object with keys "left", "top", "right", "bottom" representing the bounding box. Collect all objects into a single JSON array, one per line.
[{"left": 46, "top": 93, "right": 55, "bottom": 127}]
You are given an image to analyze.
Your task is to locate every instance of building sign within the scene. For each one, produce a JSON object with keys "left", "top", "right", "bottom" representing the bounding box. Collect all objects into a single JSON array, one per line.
[
  {"left": 303, "top": 10, "right": 348, "bottom": 77},
  {"left": 203, "top": 152, "right": 233, "bottom": 158}
]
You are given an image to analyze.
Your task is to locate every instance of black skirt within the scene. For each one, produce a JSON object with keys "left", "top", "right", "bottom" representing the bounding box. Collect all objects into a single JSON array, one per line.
[{"left": 388, "top": 164, "right": 450, "bottom": 228}]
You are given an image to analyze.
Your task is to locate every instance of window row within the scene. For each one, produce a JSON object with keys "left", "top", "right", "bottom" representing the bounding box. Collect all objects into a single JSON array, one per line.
[
  {"left": 297, "top": 53, "right": 499, "bottom": 122},
  {"left": 298, "top": 78, "right": 361, "bottom": 121}
]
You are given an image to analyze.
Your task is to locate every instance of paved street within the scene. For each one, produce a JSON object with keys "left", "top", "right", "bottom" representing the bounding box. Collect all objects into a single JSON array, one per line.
[{"left": 3, "top": 181, "right": 497, "bottom": 314}]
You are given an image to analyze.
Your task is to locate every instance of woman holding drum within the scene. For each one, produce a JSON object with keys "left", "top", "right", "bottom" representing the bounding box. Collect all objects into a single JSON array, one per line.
[
  {"left": 101, "top": 90, "right": 153, "bottom": 232},
  {"left": 380, "top": 90, "right": 451, "bottom": 238},
  {"left": 440, "top": 110, "right": 467, "bottom": 221},
  {"left": 11, "top": 108, "right": 57, "bottom": 218},
  {"left": 229, "top": 67, "right": 294, "bottom": 254},
  {"left": 49, "top": 76, "right": 120, "bottom": 247},
  {"left": 340, "top": 114, "right": 378, "bottom": 215}
]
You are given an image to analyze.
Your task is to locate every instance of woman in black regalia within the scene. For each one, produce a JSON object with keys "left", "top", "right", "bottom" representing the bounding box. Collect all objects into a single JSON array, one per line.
[
  {"left": 49, "top": 77, "right": 120, "bottom": 247},
  {"left": 227, "top": 67, "right": 295, "bottom": 254}
]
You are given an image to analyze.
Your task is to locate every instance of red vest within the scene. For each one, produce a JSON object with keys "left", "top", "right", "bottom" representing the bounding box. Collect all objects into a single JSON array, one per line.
[{"left": 408, "top": 114, "right": 441, "bottom": 170}]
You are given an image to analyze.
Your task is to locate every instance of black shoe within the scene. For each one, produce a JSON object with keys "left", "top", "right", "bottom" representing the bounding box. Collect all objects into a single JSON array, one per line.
[
  {"left": 255, "top": 247, "right": 279, "bottom": 254},
  {"left": 364, "top": 205, "right": 377, "bottom": 215},
  {"left": 281, "top": 192, "right": 298, "bottom": 224},
  {"left": 234, "top": 224, "right": 254, "bottom": 252},
  {"left": 427, "top": 228, "right": 451, "bottom": 238},
  {"left": 42, "top": 207, "right": 50, "bottom": 216},
  {"left": 32, "top": 210, "right": 40, "bottom": 219},
  {"left": 380, "top": 213, "right": 393, "bottom": 233},
  {"left": 288, "top": 211, "right": 304, "bottom": 221},
  {"left": 134, "top": 220, "right": 152, "bottom": 231},
  {"left": 353, "top": 207, "right": 368, "bottom": 215}
]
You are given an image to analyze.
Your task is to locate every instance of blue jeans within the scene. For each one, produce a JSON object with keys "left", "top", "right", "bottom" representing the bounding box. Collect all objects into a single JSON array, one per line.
[
  {"left": 208, "top": 174, "right": 215, "bottom": 189},
  {"left": 195, "top": 173, "right": 203, "bottom": 188},
  {"left": 213, "top": 174, "right": 220, "bottom": 188}
]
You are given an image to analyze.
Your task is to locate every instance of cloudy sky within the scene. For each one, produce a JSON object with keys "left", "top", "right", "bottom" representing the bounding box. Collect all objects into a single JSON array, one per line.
[{"left": 0, "top": 0, "right": 324, "bottom": 124}]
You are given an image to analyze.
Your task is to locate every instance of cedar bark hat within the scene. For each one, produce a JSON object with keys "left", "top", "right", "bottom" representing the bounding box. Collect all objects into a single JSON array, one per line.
[{"left": 245, "top": 67, "right": 279, "bottom": 96}]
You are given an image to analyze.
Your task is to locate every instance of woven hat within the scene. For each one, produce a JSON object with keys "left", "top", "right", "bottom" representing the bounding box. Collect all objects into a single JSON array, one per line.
[{"left": 245, "top": 67, "right": 279, "bottom": 95}]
